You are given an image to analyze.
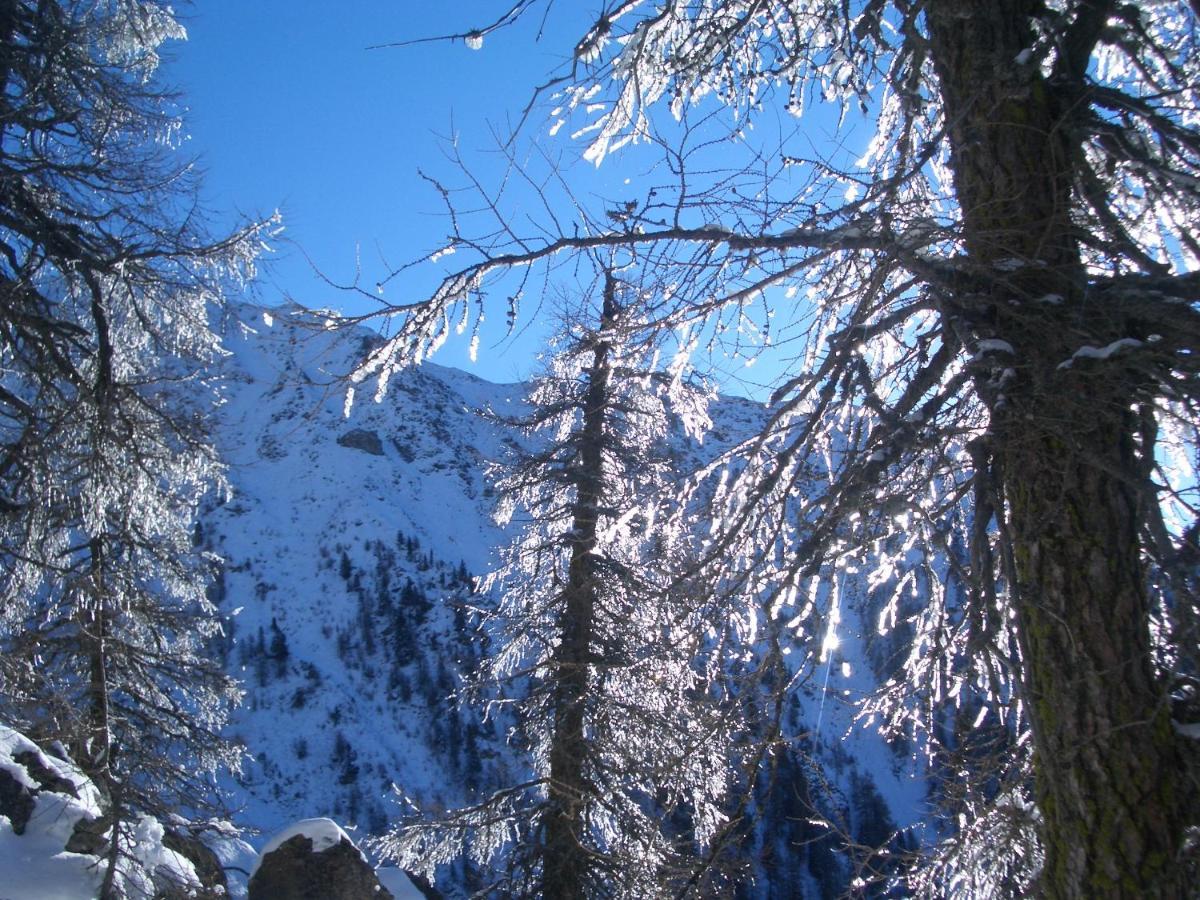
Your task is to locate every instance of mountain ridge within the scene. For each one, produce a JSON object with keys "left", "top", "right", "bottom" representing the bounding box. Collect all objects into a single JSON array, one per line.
[{"left": 203, "top": 302, "right": 929, "bottom": 893}]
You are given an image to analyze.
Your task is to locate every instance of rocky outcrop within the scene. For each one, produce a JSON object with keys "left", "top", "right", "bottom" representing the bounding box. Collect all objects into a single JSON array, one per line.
[
  {"left": 248, "top": 818, "right": 393, "bottom": 900},
  {"left": 2, "top": 725, "right": 236, "bottom": 898},
  {"left": 337, "top": 428, "right": 384, "bottom": 456},
  {"left": 64, "top": 810, "right": 112, "bottom": 855},
  {"left": 0, "top": 737, "right": 85, "bottom": 839},
  {"left": 0, "top": 764, "right": 36, "bottom": 834}
]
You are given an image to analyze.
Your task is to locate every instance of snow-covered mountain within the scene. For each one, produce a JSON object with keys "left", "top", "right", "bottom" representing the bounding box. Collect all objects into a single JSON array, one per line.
[
  {"left": 0, "top": 300, "right": 933, "bottom": 896},
  {"left": 203, "top": 302, "right": 524, "bottom": 838},
  {"left": 196, "top": 302, "right": 929, "bottom": 895}
]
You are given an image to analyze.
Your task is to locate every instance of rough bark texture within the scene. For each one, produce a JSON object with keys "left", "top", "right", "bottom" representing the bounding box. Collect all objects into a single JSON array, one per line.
[
  {"left": 541, "top": 328, "right": 612, "bottom": 899},
  {"left": 927, "top": 1, "right": 1195, "bottom": 896}
]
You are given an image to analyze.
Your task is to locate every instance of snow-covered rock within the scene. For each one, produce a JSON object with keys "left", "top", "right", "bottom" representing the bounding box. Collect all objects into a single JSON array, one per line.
[
  {"left": 0, "top": 724, "right": 222, "bottom": 899},
  {"left": 0, "top": 726, "right": 104, "bottom": 899},
  {"left": 249, "top": 818, "right": 393, "bottom": 900}
]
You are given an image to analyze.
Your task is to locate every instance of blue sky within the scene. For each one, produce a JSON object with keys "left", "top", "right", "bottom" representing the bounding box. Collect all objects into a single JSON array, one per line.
[
  {"left": 171, "top": 1, "right": 602, "bottom": 383},
  {"left": 170, "top": 3, "right": 853, "bottom": 398}
]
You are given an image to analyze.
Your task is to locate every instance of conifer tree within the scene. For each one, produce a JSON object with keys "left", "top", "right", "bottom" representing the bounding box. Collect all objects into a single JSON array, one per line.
[
  {"left": 381, "top": 274, "right": 741, "bottom": 898},
  {"left": 0, "top": 1, "right": 271, "bottom": 893},
  {"left": 367, "top": 3, "right": 1200, "bottom": 895}
]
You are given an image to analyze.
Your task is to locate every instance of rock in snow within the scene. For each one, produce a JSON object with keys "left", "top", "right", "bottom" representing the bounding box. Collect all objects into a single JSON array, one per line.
[
  {"left": 248, "top": 818, "right": 395, "bottom": 900},
  {"left": 0, "top": 724, "right": 231, "bottom": 898},
  {"left": 337, "top": 427, "right": 386, "bottom": 456}
]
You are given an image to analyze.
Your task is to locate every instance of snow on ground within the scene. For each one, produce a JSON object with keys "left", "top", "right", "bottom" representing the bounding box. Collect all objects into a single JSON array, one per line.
[
  {"left": 0, "top": 825, "right": 101, "bottom": 900},
  {"left": 0, "top": 726, "right": 105, "bottom": 899},
  {"left": 0, "top": 726, "right": 206, "bottom": 900}
]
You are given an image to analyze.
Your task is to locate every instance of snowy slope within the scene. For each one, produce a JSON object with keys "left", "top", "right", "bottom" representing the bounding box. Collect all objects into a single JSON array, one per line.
[
  {"left": 201, "top": 303, "right": 929, "bottom": 892},
  {"left": 0, "top": 302, "right": 929, "bottom": 897},
  {"left": 204, "top": 303, "right": 525, "bottom": 837}
]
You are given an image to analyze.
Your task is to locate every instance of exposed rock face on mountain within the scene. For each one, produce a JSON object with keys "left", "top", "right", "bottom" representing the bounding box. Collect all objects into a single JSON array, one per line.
[
  {"left": 249, "top": 819, "right": 392, "bottom": 900},
  {"left": 337, "top": 428, "right": 385, "bottom": 455}
]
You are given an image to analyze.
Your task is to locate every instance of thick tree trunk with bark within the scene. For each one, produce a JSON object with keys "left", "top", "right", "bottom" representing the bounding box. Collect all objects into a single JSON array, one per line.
[
  {"left": 541, "top": 330, "right": 611, "bottom": 899},
  {"left": 927, "top": 1, "right": 1195, "bottom": 895},
  {"left": 1002, "top": 389, "right": 1190, "bottom": 898}
]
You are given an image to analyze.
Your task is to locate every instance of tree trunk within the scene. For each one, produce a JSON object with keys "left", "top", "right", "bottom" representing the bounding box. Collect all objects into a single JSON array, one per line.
[
  {"left": 541, "top": 329, "right": 612, "bottom": 899},
  {"left": 83, "top": 538, "right": 112, "bottom": 785},
  {"left": 927, "top": 2, "right": 1195, "bottom": 895},
  {"left": 1001, "top": 384, "right": 1191, "bottom": 898}
]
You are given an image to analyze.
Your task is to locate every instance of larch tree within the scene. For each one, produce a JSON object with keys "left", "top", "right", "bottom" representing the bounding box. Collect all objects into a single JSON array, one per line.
[
  {"left": 379, "top": 274, "right": 749, "bottom": 898},
  {"left": 359, "top": 2, "right": 1200, "bottom": 897},
  {"left": 0, "top": 1, "right": 272, "bottom": 893}
]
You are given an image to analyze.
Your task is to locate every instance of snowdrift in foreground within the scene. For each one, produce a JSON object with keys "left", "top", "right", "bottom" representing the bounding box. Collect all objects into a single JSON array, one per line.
[
  {"left": 0, "top": 725, "right": 104, "bottom": 899},
  {"left": 1, "top": 722, "right": 427, "bottom": 899},
  {"left": 0, "top": 723, "right": 220, "bottom": 897},
  {"left": 0, "top": 723, "right": 258, "bottom": 899}
]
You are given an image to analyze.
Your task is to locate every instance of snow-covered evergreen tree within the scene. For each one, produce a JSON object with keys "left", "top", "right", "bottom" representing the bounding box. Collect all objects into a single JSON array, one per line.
[
  {"left": 0, "top": 2, "right": 273, "bottom": 893},
  {"left": 365, "top": 2, "right": 1200, "bottom": 895},
  {"left": 380, "top": 273, "right": 748, "bottom": 897}
]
